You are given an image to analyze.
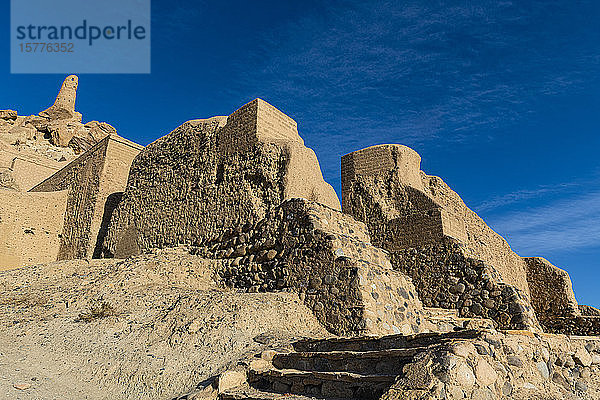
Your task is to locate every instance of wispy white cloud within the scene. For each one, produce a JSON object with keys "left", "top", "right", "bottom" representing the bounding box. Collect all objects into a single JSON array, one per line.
[
  {"left": 488, "top": 190, "right": 600, "bottom": 254},
  {"left": 228, "top": 0, "right": 600, "bottom": 150},
  {"left": 475, "top": 182, "right": 580, "bottom": 212}
]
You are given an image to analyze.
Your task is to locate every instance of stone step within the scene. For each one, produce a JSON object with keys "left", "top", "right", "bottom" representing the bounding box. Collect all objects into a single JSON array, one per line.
[
  {"left": 220, "top": 387, "right": 321, "bottom": 399},
  {"left": 293, "top": 329, "right": 483, "bottom": 352},
  {"left": 248, "top": 368, "right": 396, "bottom": 400},
  {"left": 424, "top": 307, "right": 460, "bottom": 319},
  {"left": 271, "top": 348, "right": 420, "bottom": 374}
]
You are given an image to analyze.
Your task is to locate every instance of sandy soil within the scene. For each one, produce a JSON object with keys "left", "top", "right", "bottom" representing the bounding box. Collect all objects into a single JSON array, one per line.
[{"left": 0, "top": 248, "right": 327, "bottom": 399}]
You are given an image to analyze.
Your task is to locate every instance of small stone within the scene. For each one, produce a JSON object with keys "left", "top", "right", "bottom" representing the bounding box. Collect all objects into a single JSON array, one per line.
[
  {"left": 475, "top": 358, "right": 497, "bottom": 386},
  {"left": 188, "top": 319, "right": 202, "bottom": 334},
  {"left": 506, "top": 355, "right": 523, "bottom": 368},
  {"left": 470, "top": 388, "right": 495, "bottom": 400},
  {"left": 575, "top": 380, "right": 588, "bottom": 392},
  {"left": 232, "top": 245, "right": 247, "bottom": 257},
  {"left": 501, "top": 381, "right": 513, "bottom": 396},
  {"left": 217, "top": 370, "right": 246, "bottom": 392},
  {"left": 450, "top": 283, "right": 466, "bottom": 294},
  {"left": 573, "top": 348, "right": 592, "bottom": 367},
  {"left": 483, "top": 299, "right": 495, "bottom": 309},
  {"left": 471, "top": 302, "right": 484, "bottom": 315},
  {"left": 261, "top": 350, "right": 277, "bottom": 361},
  {"left": 541, "top": 347, "right": 550, "bottom": 362},
  {"left": 591, "top": 354, "right": 600, "bottom": 365},
  {"left": 450, "top": 342, "right": 476, "bottom": 358},
  {"left": 454, "top": 362, "right": 475, "bottom": 387},
  {"left": 445, "top": 384, "right": 464, "bottom": 399},
  {"left": 551, "top": 371, "right": 570, "bottom": 389},
  {"left": 536, "top": 361, "right": 549, "bottom": 380},
  {"left": 13, "top": 383, "right": 31, "bottom": 390},
  {"left": 523, "top": 382, "right": 536, "bottom": 390},
  {"left": 265, "top": 249, "right": 278, "bottom": 261}
]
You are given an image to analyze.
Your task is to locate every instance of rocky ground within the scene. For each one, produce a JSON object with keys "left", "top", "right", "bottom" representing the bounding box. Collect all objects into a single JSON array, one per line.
[{"left": 0, "top": 248, "right": 328, "bottom": 399}]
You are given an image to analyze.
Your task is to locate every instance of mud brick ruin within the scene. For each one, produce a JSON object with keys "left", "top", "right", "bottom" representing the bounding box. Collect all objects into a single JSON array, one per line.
[{"left": 2, "top": 75, "right": 600, "bottom": 400}]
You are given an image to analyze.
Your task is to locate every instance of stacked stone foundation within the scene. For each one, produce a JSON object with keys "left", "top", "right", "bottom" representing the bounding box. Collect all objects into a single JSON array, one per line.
[{"left": 193, "top": 198, "right": 426, "bottom": 337}]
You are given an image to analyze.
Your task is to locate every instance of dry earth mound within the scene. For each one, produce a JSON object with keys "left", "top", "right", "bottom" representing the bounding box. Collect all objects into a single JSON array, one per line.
[{"left": 0, "top": 248, "right": 327, "bottom": 400}]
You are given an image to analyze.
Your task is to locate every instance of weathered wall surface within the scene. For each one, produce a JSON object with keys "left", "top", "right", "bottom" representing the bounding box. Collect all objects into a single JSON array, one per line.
[
  {"left": 524, "top": 257, "right": 579, "bottom": 322},
  {"left": 0, "top": 141, "right": 66, "bottom": 191},
  {"left": 31, "top": 135, "right": 142, "bottom": 260},
  {"left": 383, "top": 329, "right": 600, "bottom": 400},
  {"left": 103, "top": 99, "right": 340, "bottom": 258},
  {"left": 392, "top": 238, "right": 539, "bottom": 330},
  {"left": 341, "top": 144, "right": 530, "bottom": 298},
  {"left": 194, "top": 198, "right": 426, "bottom": 337},
  {"left": 0, "top": 190, "right": 68, "bottom": 270}
]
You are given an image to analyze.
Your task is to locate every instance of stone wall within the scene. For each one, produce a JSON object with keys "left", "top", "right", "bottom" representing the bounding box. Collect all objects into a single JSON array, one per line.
[
  {"left": 391, "top": 238, "right": 539, "bottom": 331},
  {"left": 102, "top": 99, "right": 340, "bottom": 258},
  {"left": 383, "top": 330, "right": 600, "bottom": 400},
  {"left": 193, "top": 198, "right": 426, "bottom": 337},
  {"left": 524, "top": 257, "right": 580, "bottom": 324},
  {"left": 341, "top": 144, "right": 531, "bottom": 298},
  {"left": 0, "top": 190, "right": 68, "bottom": 270},
  {"left": 30, "top": 135, "right": 142, "bottom": 260}
]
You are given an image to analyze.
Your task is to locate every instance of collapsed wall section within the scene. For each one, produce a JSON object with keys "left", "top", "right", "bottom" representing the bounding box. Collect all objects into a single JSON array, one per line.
[
  {"left": 0, "top": 190, "right": 68, "bottom": 270},
  {"left": 102, "top": 99, "right": 339, "bottom": 258},
  {"left": 193, "top": 198, "right": 427, "bottom": 337}
]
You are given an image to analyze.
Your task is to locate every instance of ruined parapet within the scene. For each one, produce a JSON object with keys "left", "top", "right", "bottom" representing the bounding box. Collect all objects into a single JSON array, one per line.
[
  {"left": 341, "top": 144, "right": 540, "bottom": 330},
  {"left": 30, "top": 135, "right": 143, "bottom": 260},
  {"left": 102, "top": 99, "right": 340, "bottom": 258},
  {"left": 524, "top": 257, "right": 600, "bottom": 335},
  {"left": 392, "top": 238, "right": 538, "bottom": 331},
  {"left": 524, "top": 257, "right": 580, "bottom": 322},
  {"left": 194, "top": 198, "right": 426, "bottom": 336}
]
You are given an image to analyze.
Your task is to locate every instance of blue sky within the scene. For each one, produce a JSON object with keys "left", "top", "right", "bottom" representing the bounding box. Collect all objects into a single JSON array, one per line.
[{"left": 1, "top": 1, "right": 599, "bottom": 306}]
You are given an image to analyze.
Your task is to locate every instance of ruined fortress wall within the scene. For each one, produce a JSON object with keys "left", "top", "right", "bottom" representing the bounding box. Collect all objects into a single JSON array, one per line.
[
  {"left": 419, "top": 174, "right": 530, "bottom": 296},
  {"left": 524, "top": 257, "right": 580, "bottom": 326},
  {"left": 391, "top": 238, "right": 539, "bottom": 331},
  {"left": 218, "top": 98, "right": 302, "bottom": 154},
  {"left": 341, "top": 144, "right": 531, "bottom": 299},
  {"left": 103, "top": 100, "right": 339, "bottom": 258},
  {"left": 0, "top": 143, "right": 64, "bottom": 191},
  {"left": 102, "top": 118, "right": 228, "bottom": 258},
  {"left": 30, "top": 135, "right": 142, "bottom": 259},
  {"left": 10, "top": 157, "right": 61, "bottom": 191},
  {"left": 0, "top": 190, "right": 68, "bottom": 270},
  {"left": 195, "top": 199, "right": 426, "bottom": 336},
  {"left": 341, "top": 144, "right": 423, "bottom": 198},
  {"left": 89, "top": 137, "right": 144, "bottom": 258},
  {"left": 31, "top": 138, "right": 109, "bottom": 259}
]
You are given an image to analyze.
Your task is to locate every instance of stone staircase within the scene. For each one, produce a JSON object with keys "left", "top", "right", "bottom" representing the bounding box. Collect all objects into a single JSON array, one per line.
[
  {"left": 218, "top": 330, "right": 484, "bottom": 400},
  {"left": 424, "top": 307, "right": 496, "bottom": 332}
]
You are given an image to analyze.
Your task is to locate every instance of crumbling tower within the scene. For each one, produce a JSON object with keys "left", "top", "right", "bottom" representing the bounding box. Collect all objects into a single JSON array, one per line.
[
  {"left": 39, "top": 75, "right": 80, "bottom": 121},
  {"left": 341, "top": 144, "right": 540, "bottom": 330}
]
